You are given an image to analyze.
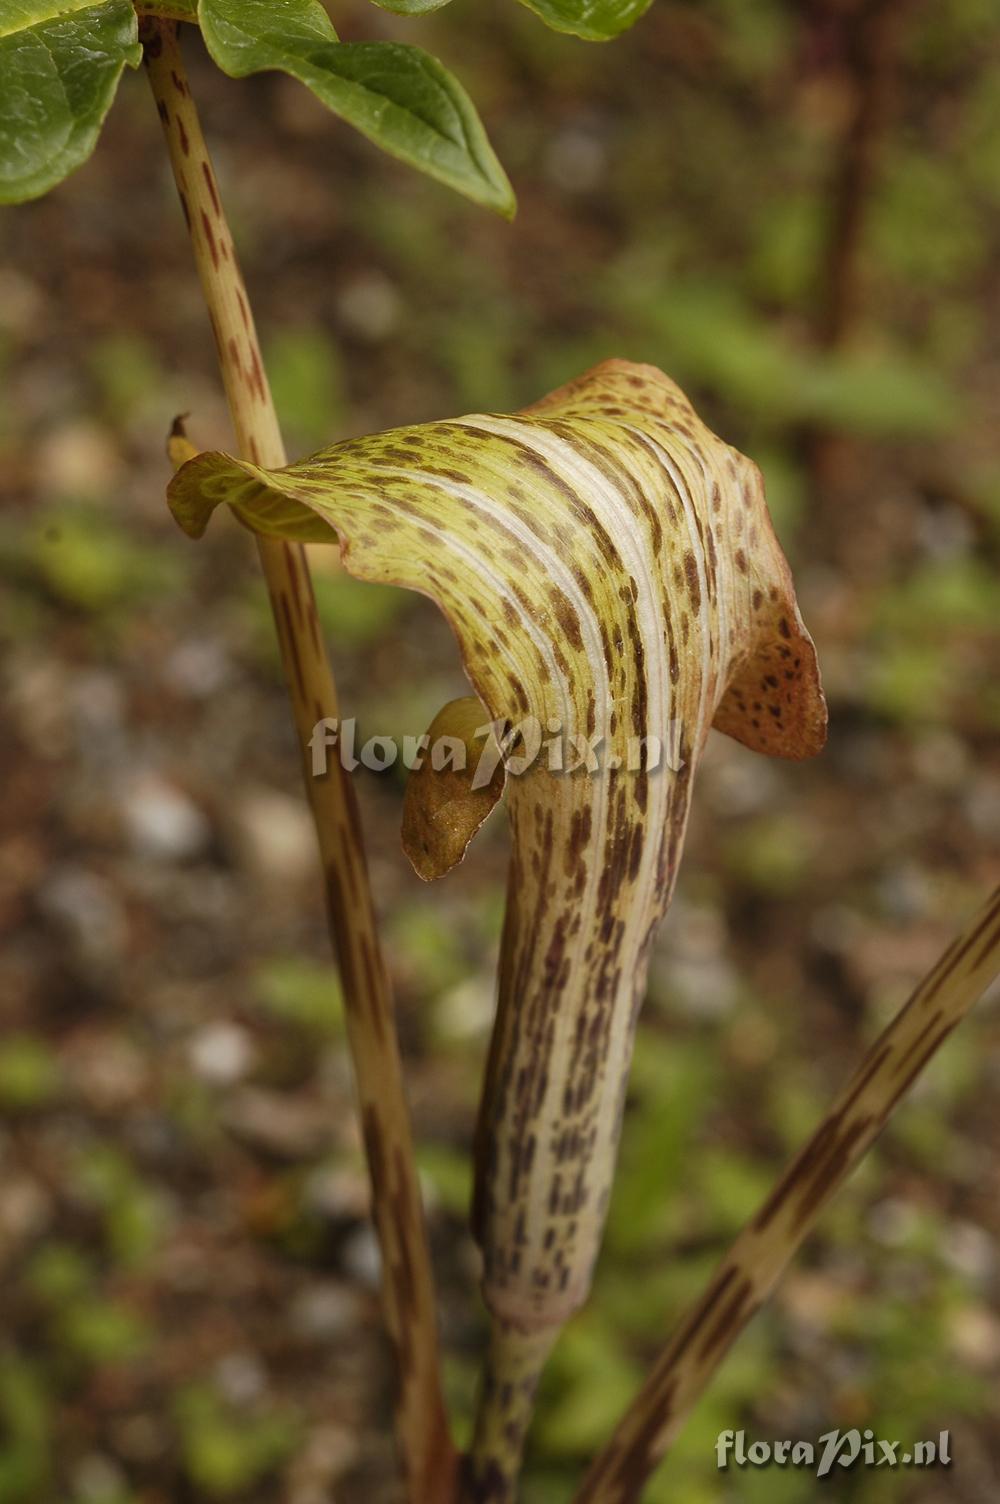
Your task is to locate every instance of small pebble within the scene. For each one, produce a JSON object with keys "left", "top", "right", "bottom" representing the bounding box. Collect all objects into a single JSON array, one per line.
[
  {"left": 188, "top": 1021, "right": 255, "bottom": 1085},
  {"left": 544, "top": 126, "right": 607, "bottom": 192},
  {"left": 38, "top": 865, "right": 128, "bottom": 964},
  {"left": 72, "top": 1454, "right": 127, "bottom": 1501},
  {"left": 231, "top": 786, "right": 315, "bottom": 883},
  {"left": 340, "top": 1224, "right": 381, "bottom": 1289},
  {"left": 120, "top": 772, "right": 210, "bottom": 861},
  {"left": 214, "top": 1350, "right": 268, "bottom": 1406},
  {"left": 336, "top": 272, "right": 400, "bottom": 342},
  {"left": 289, "top": 1281, "right": 362, "bottom": 1342}
]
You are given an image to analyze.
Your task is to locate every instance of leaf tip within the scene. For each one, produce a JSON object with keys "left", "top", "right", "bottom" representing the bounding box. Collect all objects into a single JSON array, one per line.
[
  {"left": 494, "top": 182, "right": 518, "bottom": 221},
  {"left": 166, "top": 449, "right": 242, "bottom": 538}
]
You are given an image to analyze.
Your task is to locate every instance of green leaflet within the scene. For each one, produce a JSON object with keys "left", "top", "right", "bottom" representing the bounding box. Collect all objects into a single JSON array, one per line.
[
  {"left": 366, "top": 0, "right": 454, "bottom": 15},
  {"left": 365, "top": 0, "right": 651, "bottom": 27},
  {"left": 198, "top": 0, "right": 515, "bottom": 217},
  {"left": 516, "top": 0, "right": 653, "bottom": 42},
  {"left": 0, "top": 0, "right": 140, "bottom": 204},
  {"left": 0, "top": 1, "right": 106, "bottom": 39}
]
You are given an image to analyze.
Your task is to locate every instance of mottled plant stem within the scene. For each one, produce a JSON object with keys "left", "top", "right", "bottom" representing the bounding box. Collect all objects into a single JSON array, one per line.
[
  {"left": 142, "top": 22, "right": 455, "bottom": 1501},
  {"left": 575, "top": 884, "right": 1000, "bottom": 1504},
  {"left": 462, "top": 1324, "right": 558, "bottom": 1503}
]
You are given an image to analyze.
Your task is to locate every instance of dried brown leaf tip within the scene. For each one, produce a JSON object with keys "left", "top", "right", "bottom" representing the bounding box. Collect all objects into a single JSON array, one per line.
[{"left": 402, "top": 696, "right": 506, "bottom": 881}]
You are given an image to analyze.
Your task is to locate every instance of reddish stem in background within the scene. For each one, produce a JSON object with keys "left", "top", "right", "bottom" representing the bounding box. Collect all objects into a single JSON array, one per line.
[
  {"left": 819, "top": 0, "right": 908, "bottom": 348},
  {"left": 805, "top": 0, "right": 909, "bottom": 493}
]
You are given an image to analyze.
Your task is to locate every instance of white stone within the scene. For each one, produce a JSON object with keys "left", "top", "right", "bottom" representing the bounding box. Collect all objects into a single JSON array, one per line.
[{"left": 188, "top": 1022, "right": 255, "bottom": 1084}]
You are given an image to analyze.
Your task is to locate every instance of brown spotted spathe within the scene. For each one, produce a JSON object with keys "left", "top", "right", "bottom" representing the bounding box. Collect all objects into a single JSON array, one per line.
[{"left": 167, "top": 358, "right": 827, "bottom": 1498}]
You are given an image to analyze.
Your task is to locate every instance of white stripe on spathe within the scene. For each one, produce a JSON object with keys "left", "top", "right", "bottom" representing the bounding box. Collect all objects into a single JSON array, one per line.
[
  {"left": 622, "top": 426, "right": 714, "bottom": 753},
  {"left": 459, "top": 417, "right": 685, "bottom": 1218},
  {"left": 378, "top": 458, "right": 619, "bottom": 1179}
]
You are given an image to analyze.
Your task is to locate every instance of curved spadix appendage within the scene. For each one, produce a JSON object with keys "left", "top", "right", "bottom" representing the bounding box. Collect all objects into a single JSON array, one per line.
[{"left": 168, "top": 360, "right": 826, "bottom": 1489}]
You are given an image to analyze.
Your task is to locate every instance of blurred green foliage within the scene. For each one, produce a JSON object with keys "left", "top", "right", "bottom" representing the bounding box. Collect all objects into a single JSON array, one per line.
[
  {"left": 0, "top": 1362, "right": 51, "bottom": 1504},
  {"left": 266, "top": 327, "right": 346, "bottom": 454},
  {"left": 0, "top": 1037, "right": 61, "bottom": 1109},
  {"left": 252, "top": 955, "right": 346, "bottom": 1036},
  {"left": 173, "top": 1384, "right": 298, "bottom": 1497},
  {"left": 0, "top": 503, "right": 182, "bottom": 619},
  {"left": 74, "top": 1144, "right": 172, "bottom": 1269},
  {"left": 312, "top": 572, "right": 411, "bottom": 649}
]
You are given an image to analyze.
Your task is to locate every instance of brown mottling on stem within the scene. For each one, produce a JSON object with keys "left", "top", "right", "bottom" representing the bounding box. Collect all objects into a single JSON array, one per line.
[
  {"left": 142, "top": 19, "right": 454, "bottom": 1502},
  {"left": 575, "top": 886, "right": 1000, "bottom": 1504},
  {"left": 200, "top": 210, "right": 219, "bottom": 267},
  {"left": 249, "top": 345, "right": 267, "bottom": 402},
  {"left": 139, "top": 19, "right": 163, "bottom": 58},
  {"left": 201, "top": 161, "right": 221, "bottom": 215}
]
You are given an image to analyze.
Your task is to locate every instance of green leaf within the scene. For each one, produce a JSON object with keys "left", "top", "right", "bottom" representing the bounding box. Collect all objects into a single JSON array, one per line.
[
  {"left": 198, "top": 0, "right": 515, "bottom": 216},
  {"left": 367, "top": 0, "right": 454, "bottom": 14},
  {"left": 516, "top": 0, "right": 653, "bottom": 42},
  {"left": 0, "top": 1, "right": 140, "bottom": 204}
]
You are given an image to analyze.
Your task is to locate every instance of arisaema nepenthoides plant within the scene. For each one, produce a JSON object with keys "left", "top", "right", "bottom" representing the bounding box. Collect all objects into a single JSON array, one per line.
[
  {"left": 2, "top": 3, "right": 652, "bottom": 1498},
  {"left": 11, "top": 5, "right": 1000, "bottom": 1502},
  {"left": 168, "top": 357, "right": 829, "bottom": 1499}
]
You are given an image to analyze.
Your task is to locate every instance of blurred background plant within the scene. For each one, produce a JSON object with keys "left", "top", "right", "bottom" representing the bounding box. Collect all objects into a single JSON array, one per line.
[{"left": 1, "top": 0, "right": 999, "bottom": 1500}]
